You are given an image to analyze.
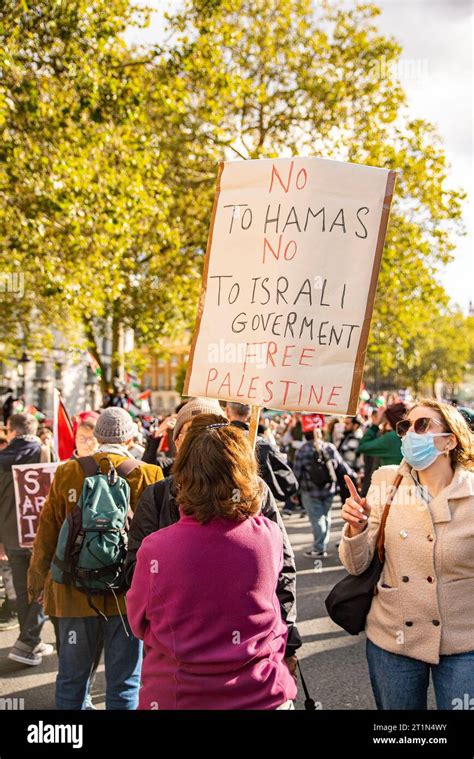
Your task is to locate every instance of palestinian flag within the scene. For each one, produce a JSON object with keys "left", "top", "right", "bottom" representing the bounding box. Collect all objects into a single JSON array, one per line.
[
  {"left": 125, "top": 371, "right": 140, "bottom": 390},
  {"left": 126, "top": 401, "right": 141, "bottom": 419},
  {"left": 25, "top": 404, "right": 45, "bottom": 422},
  {"left": 136, "top": 389, "right": 151, "bottom": 414},
  {"left": 87, "top": 351, "right": 102, "bottom": 378},
  {"left": 53, "top": 388, "right": 75, "bottom": 461}
]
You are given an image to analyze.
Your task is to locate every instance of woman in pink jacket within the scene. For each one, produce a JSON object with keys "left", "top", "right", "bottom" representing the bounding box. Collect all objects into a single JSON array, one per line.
[{"left": 126, "top": 413, "right": 297, "bottom": 710}]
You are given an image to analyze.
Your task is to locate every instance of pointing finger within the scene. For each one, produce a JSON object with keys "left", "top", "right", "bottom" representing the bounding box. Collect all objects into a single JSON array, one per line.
[{"left": 344, "top": 475, "right": 361, "bottom": 503}]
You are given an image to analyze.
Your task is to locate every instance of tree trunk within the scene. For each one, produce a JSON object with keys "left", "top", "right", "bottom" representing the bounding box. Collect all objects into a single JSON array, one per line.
[{"left": 111, "top": 303, "right": 125, "bottom": 387}]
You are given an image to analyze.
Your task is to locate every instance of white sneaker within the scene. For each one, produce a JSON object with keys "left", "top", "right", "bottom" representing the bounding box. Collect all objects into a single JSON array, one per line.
[
  {"left": 8, "top": 641, "right": 54, "bottom": 666},
  {"left": 33, "top": 642, "right": 55, "bottom": 657}
]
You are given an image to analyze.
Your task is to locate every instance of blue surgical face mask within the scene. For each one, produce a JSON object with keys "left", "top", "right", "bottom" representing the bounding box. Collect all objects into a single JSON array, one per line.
[{"left": 401, "top": 431, "right": 451, "bottom": 471}]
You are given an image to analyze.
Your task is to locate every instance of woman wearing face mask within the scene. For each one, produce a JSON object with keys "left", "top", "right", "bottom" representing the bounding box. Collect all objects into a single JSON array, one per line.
[{"left": 339, "top": 399, "right": 474, "bottom": 710}]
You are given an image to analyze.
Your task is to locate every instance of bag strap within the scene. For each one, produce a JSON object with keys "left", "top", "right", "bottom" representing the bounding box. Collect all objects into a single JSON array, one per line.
[
  {"left": 317, "top": 442, "right": 329, "bottom": 464},
  {"left": 77, "top": 456, "right": 141, "bottom": 480},
  {"left": 77, "top": 455, "right": 100, "bottom": 477},
  {"left": 296, "top": 660, "right": 316, "bottom": 711},
  {"left": 116, "top": 458, "right": 141, "bottom": 478},
  {"left": 376, "top": 471, "right": 404, "bottom": 563}
]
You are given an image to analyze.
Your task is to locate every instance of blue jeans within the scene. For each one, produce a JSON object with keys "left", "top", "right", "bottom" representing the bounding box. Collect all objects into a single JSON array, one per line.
[
  {"left": 6, "top": 547, "right": 45, "bottom": 648},
  {"left": 56, "top": 615, "right": 142, "bottom": 710},
  {"left": 51, "top": 615, "right": 104, "bottom": 709},
  {"left": 367, "top": 639, "right": 474, "bottom": 710},
  {"left": 300, "top": 491, "right": 333, "bottom": 551}
]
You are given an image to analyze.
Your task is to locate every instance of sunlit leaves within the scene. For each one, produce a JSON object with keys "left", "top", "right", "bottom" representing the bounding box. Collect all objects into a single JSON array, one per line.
[{"left": 0, "top": 0, "right": 469, "bottom": 392}]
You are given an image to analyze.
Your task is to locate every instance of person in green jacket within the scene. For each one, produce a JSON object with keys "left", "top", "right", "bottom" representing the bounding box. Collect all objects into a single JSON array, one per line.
[{"left": 358, "top": 402, "right": 407, "bottom": 466}]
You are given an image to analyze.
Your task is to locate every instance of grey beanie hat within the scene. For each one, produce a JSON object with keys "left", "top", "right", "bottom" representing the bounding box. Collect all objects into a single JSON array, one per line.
[
  {"left": 94, "top": 407, "right": 136, "bottom": 444},
  {"left": 173, "top": 397, "right": 226, "bottom": 441}
]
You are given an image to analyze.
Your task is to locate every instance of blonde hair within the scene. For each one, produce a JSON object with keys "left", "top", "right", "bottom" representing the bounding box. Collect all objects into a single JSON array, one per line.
[{"left": 408, "top": 398, "right": 474, "bottom": 471}]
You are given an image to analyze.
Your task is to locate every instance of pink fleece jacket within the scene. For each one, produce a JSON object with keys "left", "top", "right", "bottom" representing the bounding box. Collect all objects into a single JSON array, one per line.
[{"left": 126, "top": 510, "right": 297, "bottom": 710}]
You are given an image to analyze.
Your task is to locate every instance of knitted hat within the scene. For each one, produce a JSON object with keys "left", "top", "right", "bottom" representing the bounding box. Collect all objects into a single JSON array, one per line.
[
  {"left": 173, "top": 397, "right": 226, "bottom": 441},
  {"left": 94, "top": 407, "right": 136, "bottom": 444},
  {"left": 384, "top": 402, "right": 408, "bottom": 431}
]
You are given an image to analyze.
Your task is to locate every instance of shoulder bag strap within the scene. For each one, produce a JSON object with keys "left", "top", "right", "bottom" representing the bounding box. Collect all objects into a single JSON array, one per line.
[
  {"left": 116, "top": 458, "right": 141, "bottom": 479},
  {"left": 77, "top": 455, "right": 100, "bottom": 478},
  {"left": 296, "top": 660, "right": 316, "bottom": 711},
  {"left": 376, "top": 471, "right": 404, "bottom": 563}
]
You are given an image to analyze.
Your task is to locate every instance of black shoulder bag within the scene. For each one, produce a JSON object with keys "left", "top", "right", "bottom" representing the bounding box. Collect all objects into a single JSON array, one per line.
[{"left": 325, "top": 472, "right": 403, "bottom": 635}]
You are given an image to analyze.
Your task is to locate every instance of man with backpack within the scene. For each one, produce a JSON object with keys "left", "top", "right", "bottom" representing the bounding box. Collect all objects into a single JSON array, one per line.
[
  {"left": 293, "top": 428, "right": 355, "bottom": 558},
  {"left": 28, "top": 407, "right": 163, "bottom": 710}
]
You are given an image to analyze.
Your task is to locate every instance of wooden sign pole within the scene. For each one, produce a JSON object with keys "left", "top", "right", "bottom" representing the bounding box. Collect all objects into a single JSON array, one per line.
[{"left": 248, "top": 405, "right": 260, "bottom": 452}]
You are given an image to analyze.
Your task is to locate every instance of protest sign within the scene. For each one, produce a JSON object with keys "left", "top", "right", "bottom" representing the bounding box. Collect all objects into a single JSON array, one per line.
[
  {"left": 301, "top": 413, "right": 326, "bottom": 433},
  {"left": 184, "top": 156, "right": 396, "bottom": 415},
  {"left": 12, "top": 462, "right": 60, "bottom": 548}
]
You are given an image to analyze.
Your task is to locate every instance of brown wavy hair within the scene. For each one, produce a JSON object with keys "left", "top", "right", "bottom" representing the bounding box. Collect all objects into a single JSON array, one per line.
[
  {"left": 172, "top": 413, "right": 264, "bottom": 523},
  {"left": 407, "top": 398, "right": 474, "bottom": 472}
]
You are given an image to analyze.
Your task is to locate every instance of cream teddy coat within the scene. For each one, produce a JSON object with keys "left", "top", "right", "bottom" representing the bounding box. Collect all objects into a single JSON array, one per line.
[{"left": 339, "top": 461, "right": 474, "bottom": 664}]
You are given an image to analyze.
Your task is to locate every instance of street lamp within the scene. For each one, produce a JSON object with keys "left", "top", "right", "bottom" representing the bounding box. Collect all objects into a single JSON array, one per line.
[{"left": 17, "top": 351, "right": 30, "bottom": 403}]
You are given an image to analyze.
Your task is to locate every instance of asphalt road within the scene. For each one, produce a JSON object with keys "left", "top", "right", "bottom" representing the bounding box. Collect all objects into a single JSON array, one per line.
[
  {"left": 0, "top": 499, "right": 435, "bottom": 710},
  {"left": 288, "top": 499, "right": 376, "bottom": 710}
]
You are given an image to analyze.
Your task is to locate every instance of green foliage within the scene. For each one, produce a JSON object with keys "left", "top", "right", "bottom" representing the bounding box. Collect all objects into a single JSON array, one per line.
[
  {"left": 0, "top": 0, "right": 470, "bottom": 393},
  {"left": 0, "top": 0, "right": 215, "bottom": 373},
  {"left": 163, "top": 0, "right": 468, "bottom": 387},
  {"left": 394, "top": 310, "right": 472, "bottom": 393},
  {"left": 174, "top": 359, "right": 189, "bottom": 396}
]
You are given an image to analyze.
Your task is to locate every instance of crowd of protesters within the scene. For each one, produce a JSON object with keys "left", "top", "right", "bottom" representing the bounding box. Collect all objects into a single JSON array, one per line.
[{"left": 0, "top": 387, "right": 473, "bottom": 711}]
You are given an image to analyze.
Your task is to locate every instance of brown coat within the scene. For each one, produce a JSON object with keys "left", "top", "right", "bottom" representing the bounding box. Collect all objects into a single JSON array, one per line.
[
  {"left": 28, "top": 453, "right": 163, "bottom": 617},
  {"left": 339, "top": 461, "right": 474, "bottom": 664}
]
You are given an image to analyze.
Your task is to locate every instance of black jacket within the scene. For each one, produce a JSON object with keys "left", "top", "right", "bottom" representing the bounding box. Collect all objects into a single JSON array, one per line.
[
  {"left": 230, "top": 420, "right": 299, "bottom": 501},
  {"left": 124, "top": 476, "right": 302, "bottom": 657},
  {"left": 142, "top": 434, "right": 174, "bottom": 476},
  {"left": 2, "top": 394, "right": 15, "bottom": 424},
  {"left": 0, "top": 436, "right": 45, "bottom": 549}
]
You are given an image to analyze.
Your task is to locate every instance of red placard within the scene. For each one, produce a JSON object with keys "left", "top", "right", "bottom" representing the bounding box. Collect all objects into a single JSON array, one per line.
[
  {"left": 301, "top": 413, "right": 326, "bottom": 432},
  {"left": 12, "top": 462, "right": 60, "bottom": 548}
]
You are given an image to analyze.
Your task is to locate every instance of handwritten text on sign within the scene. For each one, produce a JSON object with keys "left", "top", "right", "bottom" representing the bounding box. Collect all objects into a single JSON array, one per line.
[
  {"left": 185, "top": 157, "right": 395, "bottom": 414},
  {"left": 13, "top": 462, "right": 60, "bottom": 548}
]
